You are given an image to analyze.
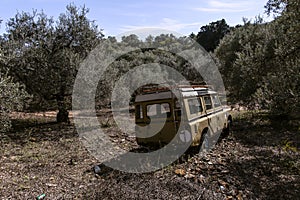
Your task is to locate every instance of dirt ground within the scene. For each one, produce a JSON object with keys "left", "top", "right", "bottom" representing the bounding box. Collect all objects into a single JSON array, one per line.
[{"left": 0, "top": 110, "right": 299, "bottom": 199}]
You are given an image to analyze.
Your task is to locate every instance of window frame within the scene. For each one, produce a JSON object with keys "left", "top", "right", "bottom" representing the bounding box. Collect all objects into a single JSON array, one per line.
[
  {"left": 135, "top": 104, "right": 144, "bottom": 120},
  {"left": 187, "top": 98, "right": 203, "bottom": 115},
  {"left": 211, "top": 95, "right": 222, "bottom": 108},
  {"left": 203, "top": 96, "right": 213, "bottom": 111}
]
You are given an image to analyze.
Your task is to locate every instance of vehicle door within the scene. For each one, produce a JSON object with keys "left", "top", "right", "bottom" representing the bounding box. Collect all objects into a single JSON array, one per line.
[
  {"left": 211, "top": 94, "right": 226, "bottom": 133},
  {"left": 203, "top": 95, "right": 219, "bottom": 134}
]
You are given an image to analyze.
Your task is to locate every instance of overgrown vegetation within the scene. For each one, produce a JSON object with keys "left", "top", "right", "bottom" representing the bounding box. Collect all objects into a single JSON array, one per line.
[{"left": 215, "top": 0, "right": 300, "bottom": 118}]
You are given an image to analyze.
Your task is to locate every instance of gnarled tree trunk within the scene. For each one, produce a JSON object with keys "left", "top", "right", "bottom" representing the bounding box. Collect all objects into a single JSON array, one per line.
[{"left": 56, "top": 93, "right": 69, "bottom": 123}]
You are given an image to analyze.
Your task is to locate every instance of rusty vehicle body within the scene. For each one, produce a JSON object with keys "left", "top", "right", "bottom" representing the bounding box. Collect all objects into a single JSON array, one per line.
[{"left": 134, "top": 85, "right": 232, "bottom": 148}]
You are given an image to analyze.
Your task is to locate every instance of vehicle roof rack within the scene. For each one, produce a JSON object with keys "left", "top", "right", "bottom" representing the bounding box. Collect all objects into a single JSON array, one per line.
[{"left": 138, "top": 83, "right": 213, "bottom": 94}]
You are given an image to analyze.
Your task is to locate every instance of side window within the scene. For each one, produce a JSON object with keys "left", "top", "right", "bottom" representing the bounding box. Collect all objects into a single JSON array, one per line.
[
  {"left": 212, "top": 95, "right": 221, "bottom": 108},
  {"left": 136, "top": 105, "right": 143, "bottom": 119},
  {"left": 204, "top": 96, "right": 213, "bottom": 110},
  {"left": 147, "top": 103, "right": 171, "bottom": 118},
  {"left": 188, "top": 98, "right": 203, "bottom": 115}
]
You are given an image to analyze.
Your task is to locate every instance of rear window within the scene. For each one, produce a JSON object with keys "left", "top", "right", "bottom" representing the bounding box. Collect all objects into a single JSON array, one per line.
[
  {"left": 188, "top": 98, "right": 203, "bottom": 114},
  {"left": 147, "top": 103, "right": 171, "bottom": 118}
]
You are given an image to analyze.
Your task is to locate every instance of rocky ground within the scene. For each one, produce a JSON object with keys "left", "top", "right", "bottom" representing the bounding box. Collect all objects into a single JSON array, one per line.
[{"left": 0, "top": 111, "right": 299, "bottom": 199}]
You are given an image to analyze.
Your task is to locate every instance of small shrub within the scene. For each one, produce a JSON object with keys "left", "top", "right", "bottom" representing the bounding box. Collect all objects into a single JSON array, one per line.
[{"left": 0, "top": 72, "right": 30, "bottom": 133}]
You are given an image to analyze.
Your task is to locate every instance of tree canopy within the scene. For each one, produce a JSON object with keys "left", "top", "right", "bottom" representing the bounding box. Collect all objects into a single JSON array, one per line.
[
  {"left": 0, "top": 25, "right": 30, "bottom": 132},
  {"left": 2, "top": 4, "right": 103, "bottom": 122},
  {"left": 195, "top": 19, "right": 231, "bottom": 52},
  {"left": 215, "top": 0, "right": 300, "bottom": 117}
]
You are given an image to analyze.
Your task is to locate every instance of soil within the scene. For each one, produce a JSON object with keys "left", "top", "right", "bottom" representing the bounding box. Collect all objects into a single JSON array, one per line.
[{"left": 0, "top": 110, "right": 299, "bottom": 199}]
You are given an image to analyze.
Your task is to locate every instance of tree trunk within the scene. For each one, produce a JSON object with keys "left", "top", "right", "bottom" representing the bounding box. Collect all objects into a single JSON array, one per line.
[{"left": 56, "top": 94, "right": 69, "bottom": 123}]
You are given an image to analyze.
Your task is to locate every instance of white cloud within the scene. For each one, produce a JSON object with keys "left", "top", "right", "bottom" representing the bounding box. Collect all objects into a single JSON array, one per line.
[
  {"left": 194, "top": 0, "right": 254, "bottom": 13},
  {"left": 120, "top": 18, "right": 202, "bottom": 33},
  {"left": 116, "top": 18, "right": 203, "bottom": 40},
  {"left": 194, "top": 7, "right": 249, "bottom": 13},
  {"left": 117, "top": 12, "right": 148, "bottom": 17},
  {"left": 210, "top": 0, "right": 251, "bottom": 9}
]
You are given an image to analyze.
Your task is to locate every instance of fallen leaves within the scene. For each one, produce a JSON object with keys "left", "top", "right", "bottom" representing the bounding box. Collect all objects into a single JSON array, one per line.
[
  {"left": 174, "top": 169, "right": 186, "bottom": 176},
  {"left": 1, "top": 110, "right": 299, "bottom": 199}
]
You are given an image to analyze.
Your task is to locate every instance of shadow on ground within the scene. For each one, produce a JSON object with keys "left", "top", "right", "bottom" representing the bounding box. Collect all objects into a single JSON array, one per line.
[
  {"left": 4, "top": 118, "right": 77, "bottom": 145},
  {"left": 222, "top": 112, "right": 300, "bottom": 199}
]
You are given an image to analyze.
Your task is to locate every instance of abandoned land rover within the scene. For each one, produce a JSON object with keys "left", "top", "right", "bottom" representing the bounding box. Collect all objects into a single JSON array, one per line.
[{"left": 134, "top": 85, "right": 232, "bottom": 149}]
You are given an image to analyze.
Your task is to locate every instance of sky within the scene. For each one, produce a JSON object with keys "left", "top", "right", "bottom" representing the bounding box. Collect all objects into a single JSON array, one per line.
[{"left": 0, "top": 0, "right": 272, "bottom": 38}]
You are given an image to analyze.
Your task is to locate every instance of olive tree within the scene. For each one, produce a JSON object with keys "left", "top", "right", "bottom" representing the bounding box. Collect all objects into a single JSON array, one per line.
[
  {"left": 215, "top": 18, "right": 275, "bottom": 105},
  {"left": 0, "top": 31, "right": 29, "bottom": 132},
  {"left": 260, "top": 0, "right": 300, "bottom": 117},
  {"left": 195, "top": 19, "right": 231, "bottom": 52},
  {"left": 3, "top": 4, "right": 103, "bottom": 122},
  {"left": 215, "top": 0, "right": 300, "bottom": 117}
]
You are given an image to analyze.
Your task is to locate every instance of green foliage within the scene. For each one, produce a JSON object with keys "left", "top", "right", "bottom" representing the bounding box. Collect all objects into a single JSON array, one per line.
[
  {"left": 265, "top": 0, "right": 287, "bottom": 16},
  {"left": 0, "top": 23, "right": 30, "bottom": 132},
  {"left": 196, "top": 19, "right": 231, "bottom": 52},
  {"left": 215, "top": 18, "right": 274, "bottom": 105},
  {"left": 260, "top": 0, "right": 300, "bottom": 117},
  {"left": 215, "top": 0, "right": 300, "bottom": 117},
  {"left": 0, "top": 72, "right": 29, "bottom": 132},
  {"left": 2, "top": 4, "right": 103, "bottom": 122},
  {"left": 95, "top": 35, "right": 205, "bottom": 106},
  {"left": 283, "top": 140, "right": 298, "bottom": 152}
]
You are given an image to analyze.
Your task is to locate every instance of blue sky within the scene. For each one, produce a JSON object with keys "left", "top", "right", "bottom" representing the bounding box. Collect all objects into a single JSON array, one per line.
[{"left": 0, "top": 0, "right": 271, "bottom": 37}]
